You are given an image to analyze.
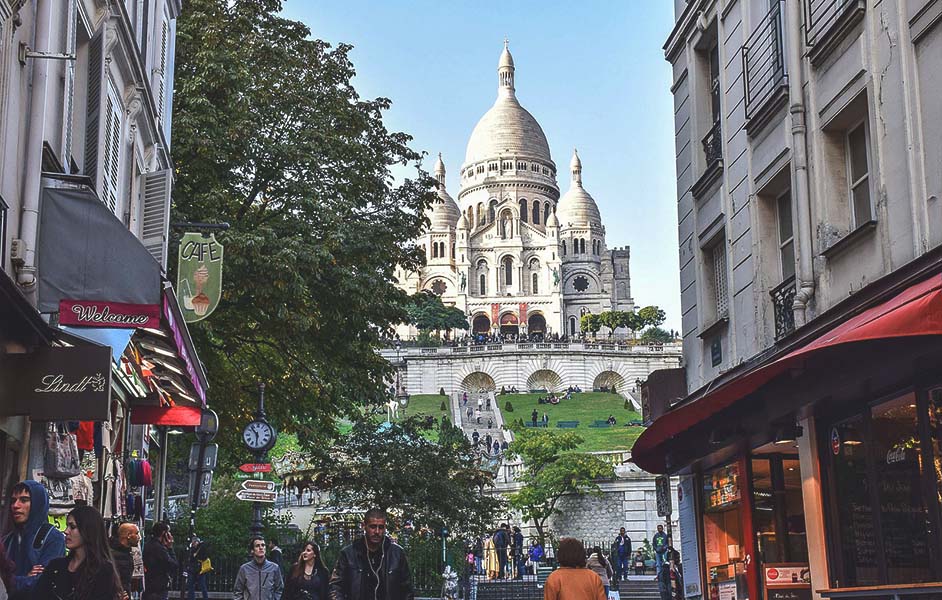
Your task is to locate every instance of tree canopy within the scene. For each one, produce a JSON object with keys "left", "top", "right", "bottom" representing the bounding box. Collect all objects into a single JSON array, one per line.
[
  {"left": 505, "top": 428, "right": 614, "bottom": 543},
  {"left": 313, "top": 416, "right": 504, "bottom": 536},
  {"left": 170, "top": 0, "right": 435, "bottom": 454},
  {"left": 407, "top": 292, "right": 469, "bottom": 333}
]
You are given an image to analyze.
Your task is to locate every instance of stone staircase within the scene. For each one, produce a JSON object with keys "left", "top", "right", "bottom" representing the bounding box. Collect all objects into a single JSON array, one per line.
[
  {"left": 455, "top": 390, "right": 511, "bottom": 453},
  {"left": 617, "top": 576, "right": 662, "bottom": 600}
]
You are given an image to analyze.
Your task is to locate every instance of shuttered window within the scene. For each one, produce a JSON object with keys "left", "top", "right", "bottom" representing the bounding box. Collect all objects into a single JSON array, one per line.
[
  {"left": 101, "top": 84, "right": 123, "bottom": 215},
  {"left": 141, "top": 170, "right": 172, "bottom": 269},
  {"left": 155, "top": 18, "right": 169, "bottom": 123},
  {"left": 84, "top": 32, "right": 104, "bottom": 182},
  {"left": 712, "top": 241, "right": 729, "bottom": 319}
]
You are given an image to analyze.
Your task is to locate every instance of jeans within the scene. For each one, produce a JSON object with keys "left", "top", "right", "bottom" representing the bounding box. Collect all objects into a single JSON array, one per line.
[
  {"left": 187, "top": 573, "right": 209, "bottom": 600},
  {"left": 616, "top": 555, "right": 630, "bottom": 580},
  {"left": 655, "top": 551, "right": 666, "bottom": 572},
  {"left": 604, "top": 584, "right": 611, "bottom": 596},
  {"left": 497, "top": 549, "right": 508, "bottom": 578},
  {"left": 475, "top": 556, "right": 482, "bottom": 574}
]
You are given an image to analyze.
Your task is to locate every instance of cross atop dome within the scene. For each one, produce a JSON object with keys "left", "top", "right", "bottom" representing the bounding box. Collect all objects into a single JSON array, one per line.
[
  {"left": 498, "top": 40, "right": 515, "bottom": 97},
  {"left": 435, "top": 152, "right": 446, "bottom": 186}
]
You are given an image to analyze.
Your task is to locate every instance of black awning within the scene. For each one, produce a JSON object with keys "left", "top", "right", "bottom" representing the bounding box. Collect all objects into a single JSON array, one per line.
[
  {"left": 37, "top": 176, "right": 161, "bottom": 313},
  {"left": 0, "top": 269, "right": 56, "bottom": 347}
]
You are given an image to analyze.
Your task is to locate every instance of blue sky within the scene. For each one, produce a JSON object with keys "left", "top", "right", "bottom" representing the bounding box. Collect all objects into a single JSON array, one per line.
[{"left": 281, "top": 2, "right": 681, "bottom": 331}]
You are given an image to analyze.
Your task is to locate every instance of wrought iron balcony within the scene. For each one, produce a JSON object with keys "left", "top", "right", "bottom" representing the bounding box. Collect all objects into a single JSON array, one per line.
[
  {"left": 805, "top": 0, "right": 865, "bottom": 49},
  {"left": 702, "top": 121, "right": 723, "bottom": 170},
  {"left": 771, "top": 276, "right": 797, "bottom": 340},
  {"left": 743, "top": 0, "right": 787, "bottom": 122}
]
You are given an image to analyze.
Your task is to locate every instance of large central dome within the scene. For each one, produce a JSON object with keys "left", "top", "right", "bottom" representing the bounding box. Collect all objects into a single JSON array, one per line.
[{"left": 463, "top": 42, "right": 552, "bottom": 167}]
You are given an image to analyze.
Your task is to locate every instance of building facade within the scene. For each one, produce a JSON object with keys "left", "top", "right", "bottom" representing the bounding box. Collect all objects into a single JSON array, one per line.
[
  {"left": 395, "top": 43, "right": 634, "bottom": 340},
  {"left": 636, "top": 3, "right": 942, "bottom": 600},
  {"left": 0, "top": 0, "right": 205, "bottom": 531}
]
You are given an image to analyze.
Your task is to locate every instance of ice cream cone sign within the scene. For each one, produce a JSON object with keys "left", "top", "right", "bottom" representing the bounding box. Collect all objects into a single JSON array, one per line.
[{"left": 177, "top": 232, "right": 224, "bottom": 322}]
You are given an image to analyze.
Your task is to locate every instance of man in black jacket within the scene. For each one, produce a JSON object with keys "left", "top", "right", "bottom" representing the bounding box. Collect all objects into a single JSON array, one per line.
[
  {"left": 110, "top": 522, "right": 140, "bottom": 593},
  {"left": 492, "top": 524, "right": 509, "bottom": 579},
  {"left": 143, "top": 522, "right": 178, "bottom": 600},
  {"left": 329, "top": 508, "right": 414, "bottom": 600}
]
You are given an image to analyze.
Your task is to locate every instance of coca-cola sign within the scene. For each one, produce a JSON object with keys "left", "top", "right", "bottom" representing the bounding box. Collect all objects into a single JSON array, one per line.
[
  {"left": 0, "top": 346, "right": 112, "bottom": 421},
  {"left": 59, "top": 300, "right": 160, "bottom": 329}
]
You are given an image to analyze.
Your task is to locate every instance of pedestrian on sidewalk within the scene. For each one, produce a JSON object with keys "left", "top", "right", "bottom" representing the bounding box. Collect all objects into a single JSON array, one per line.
[
  {"left": 269, "top": 538, "right": 284, "bottom": 572},
  {"left": 328, "top": 508, "right": 414, "bottom": 600},
  {"left": 543, "top": 538, "right": 605, "bottom": 600},
  {"left": 531, "top": 409, "right": 538, "bottom": 426},
  {"left": 491, "top": 524, "right": 509, "bottom": 579},
  {"left": 486, "top": 397, "right": 491, "bottom": 410},
  {"left": 586, "top": 545, "right": 614, "bottom": 596},
  {"left": 652, "top": 525, "right": 668, "bottom": 576},
  {"left": 234, "top": 537, "right": 284, "bottom": 600},
  {"left": 284, "top": 541, "right": 328, "bottom": 600},
  {"left": 33, "top": 506, "right": 124, "bottom": 600},
  {"left": 110, "top": 523, "right": 139, "bottom": 596},
  {"left": 143, "top": 522, "right": 177, "bottom": 600},
  {"left": 612, "top": 527, "right": 631, "bottom": 582},
  {"left": 527, "top": 539, "right": 544, "bottom": 575},
  {"left": 186, "top": 536, "right": 211, "bottom": 600},
  {"left": 2, "top": 480, "right": 65, "bottom": 598},
  {"left": 511, "top": 527, "right": 524, "bottom": 580},
  {"left": 633, "top": 550, "right": 645, "bottom": 576}
]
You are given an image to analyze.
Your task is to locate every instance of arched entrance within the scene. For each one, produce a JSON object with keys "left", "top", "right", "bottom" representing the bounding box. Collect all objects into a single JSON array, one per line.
[
  {"left": 528, "top": 313, "right": 547, "bottom": 338},
  {"left": 499, "top": 313, "right": 519, "bottom": 337},
  {"left": 461, "top": 372, "right": 496, "bottom": 392},
  {"left": 593, "top": 370, "right": 627, "bottom": 394},
  {"left": 472, "top": 314, "right": 491, "bottom": 334},
  {"left": 526, "top": 369, "right": 563, "bottom": 392}
]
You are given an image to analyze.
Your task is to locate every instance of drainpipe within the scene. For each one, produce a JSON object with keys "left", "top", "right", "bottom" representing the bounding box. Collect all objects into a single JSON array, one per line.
[
  {"left": 16, "top": 0, "right": 54, "bottom": 290},
  {"left": 786, "top": 0, "right": 815, "bottom": 326}
]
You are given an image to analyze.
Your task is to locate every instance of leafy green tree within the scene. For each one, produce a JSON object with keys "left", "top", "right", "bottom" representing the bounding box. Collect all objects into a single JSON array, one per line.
[
  {"left": 170, "top": 0, "right": 436, "bottom": 454},
  {"left": 580, "top": 314, "right": 602, "bottom": 336},
  {"left": 637, "top": 306, "right": 667, "bottom": 329},
  {"left": 505, "top": 428, "right": 614, "bottom": 544},
  {"left": 315, "top": 416, "right": 503, "bottom": 537},
  {"left": 407, "top": 291, "right": 469, "bottom": 337},
  {"left": 640, "top": 326, "right": 674, "bottom": 344}
]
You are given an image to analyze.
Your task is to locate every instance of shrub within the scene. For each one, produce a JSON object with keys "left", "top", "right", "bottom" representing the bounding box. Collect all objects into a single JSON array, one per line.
[
  {"left": 624, "top": 399, "right": 631, "bottom": 410},
  {"left": 439, "top": 387, "right": 445, "bottom": 396},
  {"left": 504, "top": 401, "right": 513, "bottom": 412},
  {"left": 611, "top": 383, "right": 616, "bottom": 394},
  {"left": 500, "top": 386, "right": 507, "bottom": 395},
  {"left": 440, "top": 401, "right": 447, "bottom": 412}
]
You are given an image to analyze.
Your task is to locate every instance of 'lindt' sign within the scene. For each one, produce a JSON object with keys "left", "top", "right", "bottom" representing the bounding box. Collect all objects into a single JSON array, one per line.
[
  {"left": 0, "top": 346, "right": 112, "bottom": 421},
  {"left": 59, "top": 300, "right": 161, "bottom": 329}
]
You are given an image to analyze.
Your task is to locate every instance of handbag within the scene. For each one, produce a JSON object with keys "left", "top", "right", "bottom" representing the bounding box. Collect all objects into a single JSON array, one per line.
[
  {"left": 44, "top": 423, "right": 81, "bottom": 478},
  {"left": 199, "top": 557, "right": 213, "bottom": 575}
]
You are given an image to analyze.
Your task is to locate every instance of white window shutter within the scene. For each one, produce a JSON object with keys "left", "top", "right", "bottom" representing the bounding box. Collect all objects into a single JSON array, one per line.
[
  {"left": 141, "top": 170, "right": 172, "bottom": 269},
  {"left": 156, "top": 19, "right": 169, "bottom": 122},
  {"left": 101, "top": 90, "right": 122, "bottom": 215}
]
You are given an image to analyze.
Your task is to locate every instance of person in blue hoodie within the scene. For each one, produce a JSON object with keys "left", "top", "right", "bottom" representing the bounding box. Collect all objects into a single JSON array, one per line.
[{"left": 2, "top": 480, "right": 65, "bottom": 598}]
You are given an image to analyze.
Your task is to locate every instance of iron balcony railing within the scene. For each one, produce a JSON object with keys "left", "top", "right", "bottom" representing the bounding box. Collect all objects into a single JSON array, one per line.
[
  {"left": 771, "top": 276, "right": 797, "bottom": 340},
  {"left": 805, "top": 0, "right": 862, "bottom": 47},
  {"left": 743, "top": 0, "right": 787, "bottom": 120},
  {"left": 702, "top": 121, "right": 723, "bottom": 171}
]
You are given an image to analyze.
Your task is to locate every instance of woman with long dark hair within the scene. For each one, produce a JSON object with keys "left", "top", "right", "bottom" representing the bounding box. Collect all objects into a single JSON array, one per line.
[
  {"left": 586, "top": 545, "right": 614, "bottom": 596},
  {"left": 33, "top": 505, "right": 124, "bottom": 600},
  {"left": 283, "top": 541, "right": 329, "bottom": 600}
]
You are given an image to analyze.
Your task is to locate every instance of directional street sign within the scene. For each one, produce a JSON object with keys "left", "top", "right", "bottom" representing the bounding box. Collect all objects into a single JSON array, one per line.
[
  {"left": 189, "top": 444, "right": 218, "bottom": 471},
  {"left": 238, "top": 463, "right": 272, "bottom": 473},
  {"left": 242, "top": 480, "right": 275, "bottom": 492},
  {"left": 236, "top": 489, "right": 277, "bottom": 503}
]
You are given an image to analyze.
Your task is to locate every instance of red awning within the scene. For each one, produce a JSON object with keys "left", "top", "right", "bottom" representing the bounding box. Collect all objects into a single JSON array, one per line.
[
  {"left": 633, "top": 273, "right": 942, "bottom": 473},
  {"left": 130, "top": 405, "right": 202, "bottom": 426}
]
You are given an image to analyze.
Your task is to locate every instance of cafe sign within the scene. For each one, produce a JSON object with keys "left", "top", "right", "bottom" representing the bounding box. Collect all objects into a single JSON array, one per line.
[
  {"left": 177, "top": 232, "right": 224, "bottom": 323},
  {"left": 59, "top": 300, "right": 160, "bottom": 329},
  {"left": 0, "top": 346, "right": 112, "bottom": 421}
]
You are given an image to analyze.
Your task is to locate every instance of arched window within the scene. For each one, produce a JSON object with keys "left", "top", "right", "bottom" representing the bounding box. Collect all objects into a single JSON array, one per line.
[
  {"left": 532, "top": 272, "right": 539, "bottom": 294},
  {"left": 562, "top": 240, "right": 567, "bottom": 256},
  {"left": 580, "top": 238, "right": 586, "bottom": 254},
  {"left": 544, "top": 202, "right": 551, "bottom": 223},
  {"left": 488, "top": 200, "right": 498, "bottom": 223},
  {"left": 532, "top": 203, "right": 540, "bottom": 224},
  {"left": 477, "top": 203, "right": 484, "bottom": 225},
  {"left": 431, "top": 243, "right": 438, "bottom": 258},
  {"left": 519, "top": 199, "right": 528, "bottom": 223},
  {"left": 569, "top": 316, "right": 577, "bottom": 336},
  {"left": 502, "top": 256, "right": 513, "bottom": 286},
  {"left": 451, "top": 243, "right": 455, "bottom": 258},
  {"left": 480, "top": 274, "right": 486, "bottom": 295}
]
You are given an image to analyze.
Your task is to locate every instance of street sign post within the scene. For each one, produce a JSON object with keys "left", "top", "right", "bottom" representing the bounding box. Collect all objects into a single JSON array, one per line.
[
  {"left": 242, "top": 480, "right": 275, "bottom": 492},
  {"left": 656, "top": 475, "right": 672, "bottom": 517},
  {"left": 189, "top": 443, "right": 218, "bottom": 471},
  {"left": 236, "top": 489, "right": 277, "bottom": 503},
  {"left": 238, "top": 463, "right": 272, "bottom": 473}
]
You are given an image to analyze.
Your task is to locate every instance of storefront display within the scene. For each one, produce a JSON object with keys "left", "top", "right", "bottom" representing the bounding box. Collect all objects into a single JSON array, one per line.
[
  {"left": 823, "top": 391, "right": 942, "bottom": 587},
  {"left": 704, "top": 462, "right": 751, "bottom": 600}
]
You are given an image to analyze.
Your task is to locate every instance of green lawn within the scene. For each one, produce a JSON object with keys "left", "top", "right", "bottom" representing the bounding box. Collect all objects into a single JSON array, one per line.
[
  {"left": 498, "top": 392, "right": 644, "bottom": 452},
  {"left": 402, "top": 394, "right": 452, "bottom": 424}
]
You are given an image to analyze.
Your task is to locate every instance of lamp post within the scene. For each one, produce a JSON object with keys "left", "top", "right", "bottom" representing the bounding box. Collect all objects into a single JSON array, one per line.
[{"left": 394, "top": 340, "right": 409, "bottom": 408}]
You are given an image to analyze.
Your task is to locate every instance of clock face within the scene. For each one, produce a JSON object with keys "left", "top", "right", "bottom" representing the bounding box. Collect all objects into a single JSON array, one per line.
[{"left": 242, "top": 421, "right": 274, "bottom": 450}]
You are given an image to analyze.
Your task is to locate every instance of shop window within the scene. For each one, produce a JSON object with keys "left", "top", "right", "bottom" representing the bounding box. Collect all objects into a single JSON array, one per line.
[
  {"left": 703, "top": 463, "right": 750, "bottom": 600},
  {"left": 823, "top": 392, "right": 941, "bottom": 587},
  {"left": 751, "top": 457, "right": 808, "bottom": 570},
  {"left": 776, "top": 190, "right": 795, "bottom": 281}
]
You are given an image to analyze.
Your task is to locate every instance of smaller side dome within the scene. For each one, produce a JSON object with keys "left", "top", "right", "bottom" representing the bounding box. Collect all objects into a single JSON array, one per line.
[
  {"left": 556, "top": 149, "right": 601, "bottom": 229},
  {"left": 457, "top": 213, "right": 469, "bottom": 230},
  {"left": 426, "top": 154, "right": 461, "bottom": 230},
  {"left": 546, "top": 211, "right": 559, "bottom": 228}
]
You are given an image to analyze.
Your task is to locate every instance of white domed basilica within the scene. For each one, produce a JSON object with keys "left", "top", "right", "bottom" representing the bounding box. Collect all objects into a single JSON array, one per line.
[{"left": 395, "top": 42, "right": 634, "bottom": 339}]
